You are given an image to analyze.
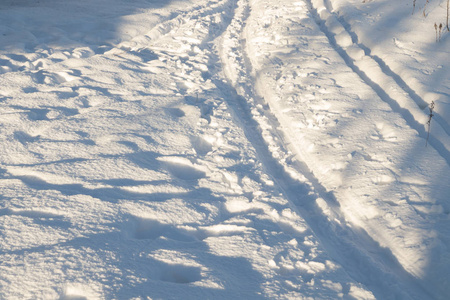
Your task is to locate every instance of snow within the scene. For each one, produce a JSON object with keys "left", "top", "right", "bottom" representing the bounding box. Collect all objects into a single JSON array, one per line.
[{"left": 0, "top": 0, "right": 449, "bottom": 299}]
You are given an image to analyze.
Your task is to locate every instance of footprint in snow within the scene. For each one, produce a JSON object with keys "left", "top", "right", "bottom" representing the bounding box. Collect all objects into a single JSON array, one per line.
[
  {"left": 59, "top": 294, "right": 88, "bottom": 300},
  {"left": 157, "top": 156, "right": 206, "bottom": 180},
  {"left": 14, "top": 130, "right": 39, "bottom": 144},
  {"left": 71, "top": 47, "right": 95, "bottom": 59},
  {"left": 31, "top": 70, "right": 80, "bottom": 85},
  {"left": 0, "top": 208, "right": 70, "bottom": 228},
  {"left": 59, "top": 284, "right": 98, "bottom": 300},
  {"left": 158, "top": 263, "right": 202, "bottom": 284},
  {"left": 23, "top": 108, "right": 50, "bottom": 121},
  {"left": 370, "top": 122, "right": 398, "bottom": 142},
  {"left": 190, "top": 135, "right": 213, "bottom": 156},
  {"left": 131, "top": 217, "right": 197, "bottom": 242},
  {"left": 165, "top": 107, "right": 185, "bottom": 118},
  {"left": 128, "top": 216, "right": 251, "bottom": 243},
  {"left": 0, "top": 208, "right": 63, "bottom": 219}
]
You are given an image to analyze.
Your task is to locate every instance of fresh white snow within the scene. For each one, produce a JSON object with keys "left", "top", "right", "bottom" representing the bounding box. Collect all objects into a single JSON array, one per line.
[{"left": 0, "top": 0, "right": 449, "bottom": 299}]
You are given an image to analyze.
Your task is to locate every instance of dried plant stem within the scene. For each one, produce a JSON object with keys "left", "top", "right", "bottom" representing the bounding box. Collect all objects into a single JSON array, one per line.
[
  {"left": 435, "top": 23, "right": 438, "bottom": 42},
  {"left": 447, "top": 0, "right": 449, "bottom": 31},
  {"left": 426, "top": 101, "right": 435, "bottom": 147},
  {"left": 423, "top": 0, "right": 429, "bottom": 17}
]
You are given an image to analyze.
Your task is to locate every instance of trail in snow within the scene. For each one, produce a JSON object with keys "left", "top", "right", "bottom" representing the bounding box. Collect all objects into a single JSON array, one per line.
[
  {"left": 0, "top": 0, "right": 374, "bottom": 298},
  {"left": 0, "top": 0, "right": 449, "bottom": 299},
  {"left": 329, "top": 0, "right": 450, "bottom": 140},
  {"left": 310, "top": 0, "right": 450, "bottom": 167},
  {"left": 302, "top": 3, "right": 450, "bottom": 298},
  {"left": 217, "top": 0, "right": 442, "bottom": 298}
]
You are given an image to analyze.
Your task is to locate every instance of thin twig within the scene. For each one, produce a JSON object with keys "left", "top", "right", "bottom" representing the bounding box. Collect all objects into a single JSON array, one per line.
[
  {"left": 423, "top": 0, "right": 429, "bottom": 17},
  {"left": 447, "top": 0, "right": 450, "bottom": 31},
  {"left": 426, "top": 101, "right": 435, "bottom": 147},
  {"left": 435, "top": 23, "right": 438, "bottom": 42}
]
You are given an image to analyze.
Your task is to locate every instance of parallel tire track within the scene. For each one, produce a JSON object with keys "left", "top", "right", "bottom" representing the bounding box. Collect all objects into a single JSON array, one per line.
[
  {"left": 217, "top": 0, "right": 435, "bottom": 299},
  {"left": 310, "top": 0, "right": 450, "bottom": 167}
]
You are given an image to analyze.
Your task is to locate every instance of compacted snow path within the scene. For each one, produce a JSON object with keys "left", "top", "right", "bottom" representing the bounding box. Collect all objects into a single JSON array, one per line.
[
  {"left": 0, "top": 0, "right": 373, "bottom": 299},
  {"left": 0, "top": 0, "right": 449, "bottom": 299},
  {"left": 219, "top": 0, "right": 450, "bottom": 299}
]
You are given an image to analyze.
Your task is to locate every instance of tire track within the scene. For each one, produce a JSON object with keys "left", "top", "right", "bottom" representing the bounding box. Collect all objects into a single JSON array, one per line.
[
  {"left": 216, "top": 0, "right": 435, "bottom": 298},
  {"left": 331, "top": 7, "right": 450, "bottom": 139},
  {"left": 309, "top": 0, "right": 450, "bottom": 167}
]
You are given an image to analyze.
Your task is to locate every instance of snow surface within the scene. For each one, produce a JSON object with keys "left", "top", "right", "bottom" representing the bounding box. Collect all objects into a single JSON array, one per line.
[{"left": 0, "top": 0, "right": 449, "bottom": 299}]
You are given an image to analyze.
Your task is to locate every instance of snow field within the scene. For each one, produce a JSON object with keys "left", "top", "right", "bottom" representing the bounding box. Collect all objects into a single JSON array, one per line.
[
  {"left": 0, "top": 0, "right": 377, "bottom": 298},
  {"left": 0, "top": 0, "right": 449, "bottom": 299}
]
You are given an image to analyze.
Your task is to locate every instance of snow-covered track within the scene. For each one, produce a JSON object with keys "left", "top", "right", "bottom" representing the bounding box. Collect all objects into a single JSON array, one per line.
[
  {"left": 309, "top": 0, "right": 450, "bottom": 167},
  {"left": 1, "top": 0, "right": 449, "bottom": 298},
  {"left": 217, "top": 0, "right": 438, "bottom": 298}
]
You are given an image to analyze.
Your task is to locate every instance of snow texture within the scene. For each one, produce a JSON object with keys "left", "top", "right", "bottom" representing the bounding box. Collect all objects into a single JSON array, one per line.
[{"left": 0, "top": 0, "right": 449, "bottom": 299}]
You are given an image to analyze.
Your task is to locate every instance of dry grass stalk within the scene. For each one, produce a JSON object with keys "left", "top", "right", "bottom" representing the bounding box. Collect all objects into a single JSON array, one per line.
[{"left": 426, "top": 101, "right": 435, "bottom": 147}]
